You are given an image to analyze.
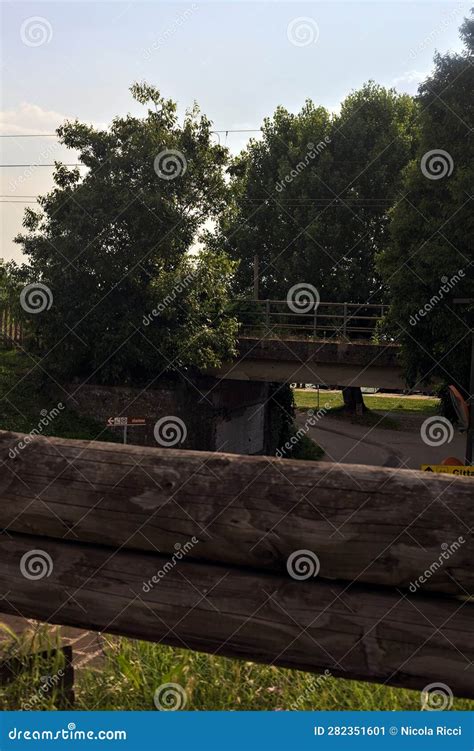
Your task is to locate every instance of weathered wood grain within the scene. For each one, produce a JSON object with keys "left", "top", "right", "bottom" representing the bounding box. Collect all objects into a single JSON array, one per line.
[
  {"left": 0, "top": 430, "right": 472, "bottom": 594},
  {"left": 0, "top": 533, "right": 472, "bottom": 697}
]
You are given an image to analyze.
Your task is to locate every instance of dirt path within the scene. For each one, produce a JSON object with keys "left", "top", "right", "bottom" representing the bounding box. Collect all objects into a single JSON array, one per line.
[{"left": 296, "top": 411, "right": 466, "bottom": 469}]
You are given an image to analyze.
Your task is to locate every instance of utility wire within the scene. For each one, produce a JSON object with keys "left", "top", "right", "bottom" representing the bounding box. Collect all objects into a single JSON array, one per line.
[
  {"left": 0, "top": 163, "right": 82, "bottom": 167},
  {"left": 0, "top": 133, "right": 58, "bottom": 138},
  {"left": 0, "top": 129, "right": 262, "bottom": 138}
]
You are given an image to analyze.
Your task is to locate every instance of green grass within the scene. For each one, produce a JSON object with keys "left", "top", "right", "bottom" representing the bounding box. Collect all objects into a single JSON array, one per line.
[
  {"left": 0, "top": 347, "right": 117, "bottom": 441},
  {"left": 290, "top": 434, "right": 325, "bottom": 461},
  {"left": 293, "top": 389, "right": 439, "bottom": 415},
  {"left": 1, "top": 628, "right": 473, "bottom": 711}
]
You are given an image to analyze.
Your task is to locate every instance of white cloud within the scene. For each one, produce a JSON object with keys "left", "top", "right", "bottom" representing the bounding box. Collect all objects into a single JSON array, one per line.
[
  {"left": 0, "top": 102, "right": 107, "bottom": 135},
  {"left": 392, "top": 70, "right": 427, "bottom": 93},
  {"left": 0, "top": 102, "right": 71, "bottom": 135}
]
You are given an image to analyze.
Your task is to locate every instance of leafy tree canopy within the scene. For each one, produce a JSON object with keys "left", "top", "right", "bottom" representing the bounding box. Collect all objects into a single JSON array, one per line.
[
  {"left": 377, "top": 12, "right": 474, "bottom": 393},
  {"left": 13, "top": 82, "right": 238, "bottom": 384},
  {"left": 214, "top": 83, "right": 418, "bottom": 303}
]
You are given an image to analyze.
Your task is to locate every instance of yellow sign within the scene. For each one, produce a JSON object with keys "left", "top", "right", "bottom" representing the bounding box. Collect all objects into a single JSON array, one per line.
[{"left": 421, "top": 465, "right": 474, "bottom": 477}]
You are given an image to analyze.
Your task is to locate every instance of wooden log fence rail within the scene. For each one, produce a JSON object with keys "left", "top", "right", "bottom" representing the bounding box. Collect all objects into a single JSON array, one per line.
[{"left": 0, "top": 430, "right": 473, "bottom": 699}]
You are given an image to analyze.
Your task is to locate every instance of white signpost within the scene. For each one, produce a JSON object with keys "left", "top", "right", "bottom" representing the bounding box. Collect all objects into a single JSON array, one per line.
[{"left": 106, "top": 417, "right": 146, "bottom": 444}]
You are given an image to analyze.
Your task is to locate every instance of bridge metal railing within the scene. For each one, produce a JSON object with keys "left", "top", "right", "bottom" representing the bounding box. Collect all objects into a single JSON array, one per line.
[
  {"left": 232, "top": 299, "right": 389, "bottom": 340},
  {"left": 0, "top": 305, "right": 23, "bottom": 348}
]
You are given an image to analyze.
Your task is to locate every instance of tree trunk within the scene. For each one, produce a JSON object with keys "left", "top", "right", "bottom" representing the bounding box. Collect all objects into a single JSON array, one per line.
[{"left": 342, "top": 386, "right": 367, "bottom": 415}]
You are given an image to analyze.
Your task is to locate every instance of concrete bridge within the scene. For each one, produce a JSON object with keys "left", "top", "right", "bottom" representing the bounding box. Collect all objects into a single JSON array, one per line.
[{"left": 209, "top": 337, "right": 406, "bottom": 390}]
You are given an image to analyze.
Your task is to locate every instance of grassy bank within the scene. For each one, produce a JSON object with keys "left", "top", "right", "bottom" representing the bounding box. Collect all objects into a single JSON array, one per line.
[
  {"left": 293, "top": 389, "right": 440, "bottom": 415},
  {"left": 0, "top": 348, "right": 116, "bottom": 441},
  {"left": 1, "top": 626, "right": 473, "bottom": 711}
]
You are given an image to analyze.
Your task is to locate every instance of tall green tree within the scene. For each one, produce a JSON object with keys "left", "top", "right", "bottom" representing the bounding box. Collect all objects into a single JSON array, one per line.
[
  {"left": 377, "top": 13, "right": 474, "bottom": 396},
  {"left": 216, "top": 84, "right": 417, "bottom": 303},
  {"left": 14, "top": 83, "right": 238, "bottom": 384},
  {"left": 329, "top": 83, "right": 418, "bottom": 302}
]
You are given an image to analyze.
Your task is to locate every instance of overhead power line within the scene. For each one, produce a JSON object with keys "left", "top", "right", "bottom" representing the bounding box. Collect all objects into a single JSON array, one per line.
[
  {"left": 0, "top": 133, "right": 58, "bottom": 138},
  {"left": 0, "top": 163, "right": 82, "bottom": 168},
  {"left": 0, "top": 129, "right": 262, "bottom": 138}
]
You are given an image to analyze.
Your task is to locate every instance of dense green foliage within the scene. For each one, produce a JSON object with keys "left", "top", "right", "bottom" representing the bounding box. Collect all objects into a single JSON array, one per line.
[
  {"left": 214, "top": 83, "right": 417, "bottom": 302},
  {"left": 12, "top": 83, "right": 238, "bottom": 384},
  {"left": 0, "top": 349, "right": 115, "bottom": 441},
  {"left": 378, "top": 13, "right": 474, "bottom": 393}
]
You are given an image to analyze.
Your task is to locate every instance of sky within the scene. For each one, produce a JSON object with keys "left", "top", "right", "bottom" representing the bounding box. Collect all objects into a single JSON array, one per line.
[{"left": 1, "top": 0, "right": 470, "bottom": 262}]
